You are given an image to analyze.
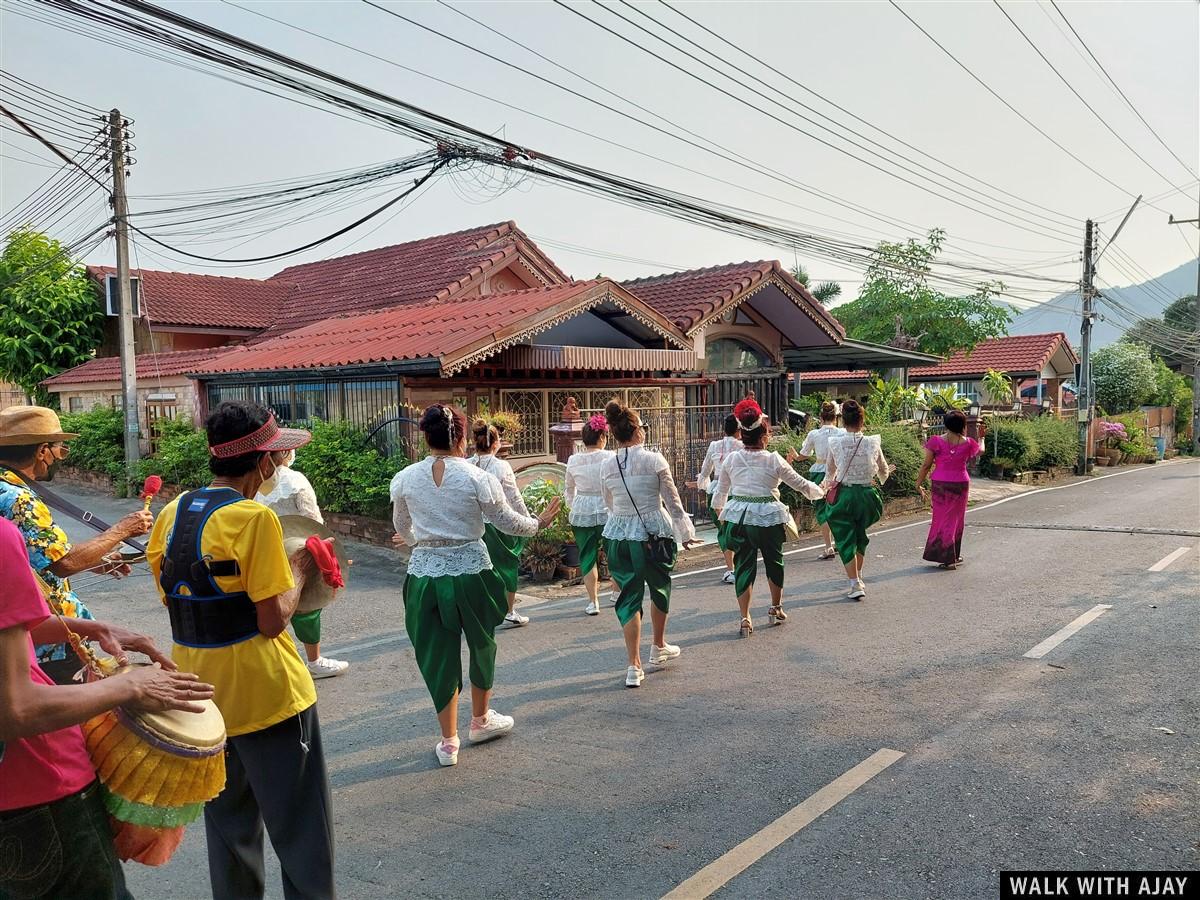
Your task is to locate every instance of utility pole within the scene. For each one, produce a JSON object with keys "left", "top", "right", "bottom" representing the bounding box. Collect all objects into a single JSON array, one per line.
[
  {"left": 1167, "top": 202, "right": 1200, "bottom": 455},
  {"left": 108, "top": 109, "right": 140, "bottom": 480},
  {"left": 1076, "top": 219, "right": 1097, "bottom": 475}
]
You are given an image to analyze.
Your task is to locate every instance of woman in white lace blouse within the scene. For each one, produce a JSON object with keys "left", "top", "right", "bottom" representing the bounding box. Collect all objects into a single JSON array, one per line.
[
  {"left": 822, "top": 399, "right": 895, "bottom": 601},
  {"left": 691, "top": 414, "right": 742, "bottom": 584},
  {"left": 255, "top": 450, "right": 349, "bottom": 679},
  {"left": 564, "top": 414, "right": 616, "bottom": 617},
  {"left": 713, "top": 399, "right": 823, "bottom": 637},
  {"left": 600, "top": 400, "right": 698, "bottom": 689},
  {"left": 470, "top": 420, "right": 532, "bottom": 628},
  {"left": 797, "top": 400, "right": 845, "bottom": 560},
  {"left": 392, "top": 404, "right": 560, "bottom": 767}
]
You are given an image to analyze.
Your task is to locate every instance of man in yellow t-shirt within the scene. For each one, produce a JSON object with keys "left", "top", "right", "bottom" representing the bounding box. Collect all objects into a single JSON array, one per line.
[{"left": 147, "top": 400, "right": 335, "bottom": 900}]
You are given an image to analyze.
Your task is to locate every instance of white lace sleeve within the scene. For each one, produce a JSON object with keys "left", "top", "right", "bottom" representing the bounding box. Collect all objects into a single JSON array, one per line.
[
  {"left": 800, "top": 430, "right": 817, "bottom": 458},
  {"left": 390, "top": 474, "right": 415, "bottom": 546},
  {"left": 477, "top": 471, "right": 538, "bottom": 537},
  {"left": 564, "top": 465, "right": 577, "bottom": 510},
  {"left": 656, "top": 454, "right": 696, "bottom": 544},
  {"left": 499, "top": 464, "right": 530, "bottom": 517},
  {"left": 874, "top": 442, "right": 891, "bottom": 484},
  {"left": 292, "top": 473, "right": 324, "bottom": 524},
  {"left": 697, "top": 442, "right": 717, "bottom": 490},
  {"left": 775, "top": 452, "right": 823, "bottom": 500},
  {"left": 712, "top": 456, "right": 733, "bottom": 510}
]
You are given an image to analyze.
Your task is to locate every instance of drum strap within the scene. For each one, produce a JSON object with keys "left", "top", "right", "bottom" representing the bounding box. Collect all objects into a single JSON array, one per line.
[{"left": 161, "top": 488, "right": 259, "bottom": 649}]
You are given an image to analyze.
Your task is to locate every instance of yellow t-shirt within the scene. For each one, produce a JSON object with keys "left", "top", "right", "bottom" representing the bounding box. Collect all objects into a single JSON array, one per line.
[{"left": 147, "top": 490, "right": 316, "bottom": 737}]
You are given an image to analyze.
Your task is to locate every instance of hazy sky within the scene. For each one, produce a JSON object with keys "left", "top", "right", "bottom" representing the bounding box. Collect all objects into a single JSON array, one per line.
[{"left": 2, "top": 0, "right": 1197, "bottom": 315}]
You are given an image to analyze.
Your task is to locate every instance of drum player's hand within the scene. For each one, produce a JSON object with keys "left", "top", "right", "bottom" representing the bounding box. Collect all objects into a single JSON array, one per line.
[
  {"left": 93, "top": 623, "right": 178, "bottom": 670},
  {"left": 289, "top": 545, "right": 319, "bottom": 585},
  {"left": 117, "top": 509, "right": 155, "bottom": 538},
  {"left": 124, "top": 664, "right": 215, "bottom": 715},
  {"left": 95, "top": 552, "right": 132, "bottom": 579}
]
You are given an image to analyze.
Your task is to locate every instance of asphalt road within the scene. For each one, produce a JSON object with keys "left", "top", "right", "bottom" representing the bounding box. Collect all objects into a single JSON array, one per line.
[{"left": 51, "top": 459, "right": 1200, "bottom": 900}]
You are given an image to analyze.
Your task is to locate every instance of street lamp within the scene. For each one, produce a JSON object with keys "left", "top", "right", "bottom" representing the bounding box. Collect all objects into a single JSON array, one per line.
[
  {"left": 914, "top": 407, "right": 928, "bottom": 425},
  {"left": 968, "top": 402, "right": 981, "bottom": 419}
]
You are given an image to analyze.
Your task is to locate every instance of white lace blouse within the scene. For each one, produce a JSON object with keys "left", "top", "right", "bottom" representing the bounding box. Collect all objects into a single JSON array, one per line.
[
  {"left": 565, "top": 448, "right": 614, "bottom": 527},
  {"left": 825, "top": 433, "right": 891, "bottom": 486},
  {"left": 254, "top": 466, "right": 324, "bottom": 523},
  {"left": 600, "top": 445, "right": 696, "bottom": 545},
  {"left": 391, "top": 457, "right": 538, "bottom": 578},
  {"left": 469, "top": 453, "right": 530, "bottom": 519},
  {"left": 712, "top": 449, "right": 824, "bottom": 527},
  {"left": 697, "top": 436, "right": 743, "bottom": 493},
  {"left": 800, "top": 425, "right": 845, "bottom": 473}
]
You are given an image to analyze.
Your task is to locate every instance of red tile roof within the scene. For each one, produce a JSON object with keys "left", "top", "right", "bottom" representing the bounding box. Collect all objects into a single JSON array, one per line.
[
  {"left": 87, "top": 266, "right": 290, "bottom": 330},
  {"left": 260, "top": 221, "right": 569, "bottom": 336},
  {"left": 43, "top": 347, "right": 230, "bottom": 386},
  {"left": 802, "top": 333, "right": 1078, "bottom": 383},
  {"left": 195, "top": 280, "right": 685, "bottom": 376},
  {"left": 622, "top": 260, "right": 843, "bottom": 337},
  {"left": 908, "top": 333, "right": 1077, "bottom": 379}
]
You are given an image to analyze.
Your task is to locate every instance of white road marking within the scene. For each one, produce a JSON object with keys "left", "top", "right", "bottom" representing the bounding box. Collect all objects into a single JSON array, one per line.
[
  {"left": 1148, "top": 546, "right": 1193, "bottom": 572},
  {"left": 661, "top": 748, "right": 905, "bottom": 900},
  {"left": 1023, "top": 604, "right": 1113, "bottom": 659}
]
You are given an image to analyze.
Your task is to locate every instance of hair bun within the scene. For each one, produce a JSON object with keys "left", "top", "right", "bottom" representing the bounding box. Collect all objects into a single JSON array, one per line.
[
  {"left": 604, "top": 400, "right": 625, "bottom": 422},
  {"left": 472, "top": 419, "right": 489, "bottom": 435}
]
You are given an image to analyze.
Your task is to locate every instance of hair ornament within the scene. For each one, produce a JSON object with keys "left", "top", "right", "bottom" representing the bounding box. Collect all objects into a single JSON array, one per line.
[
  {"left": 733, "top": 398, "right": 767, "bottom": 430},
  {"left": 586, "top": 413, "right": 608, "bottom": 433}
]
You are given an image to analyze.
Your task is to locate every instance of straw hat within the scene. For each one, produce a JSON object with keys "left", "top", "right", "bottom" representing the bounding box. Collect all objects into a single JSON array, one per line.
[
  {"left": 0, "top": 406, "right": 79, "bottom": 446},
  {"left": 278, "top": 515, "right": 349, "bottom": 613}
]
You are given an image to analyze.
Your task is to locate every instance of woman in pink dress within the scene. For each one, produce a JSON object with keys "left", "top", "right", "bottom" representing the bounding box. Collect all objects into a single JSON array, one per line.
[{"left": 916, "top": 409, "right": 983, "bottom": 569}]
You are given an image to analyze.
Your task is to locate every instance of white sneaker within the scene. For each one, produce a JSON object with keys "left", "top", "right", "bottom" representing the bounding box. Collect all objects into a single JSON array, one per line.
[
  {"left": 468, "top": 709, "right": 514, "bottom": 743},
  {"left": 848, "top": 580, "right": 866, "bottom": 601},
  {"left": 625, "top": 665, "right": 645, "bottom": 688},
  {"left": 721, "top": 570, "right": 735, "bottom": 585},
  {"left": 435, "top": 737, "right": 459, "bottom": 767},
  {"left": 503, "top": 611, "right": 529, "bottom": 628},
  {"left": 585, "top": 601, "right": 600, "bottom": 616},
  {"left": 649, "top": 642, "right": 681, "bottom": 666},
  {"left": 306, "top": 657, "right": 349, "bottom": 679}
]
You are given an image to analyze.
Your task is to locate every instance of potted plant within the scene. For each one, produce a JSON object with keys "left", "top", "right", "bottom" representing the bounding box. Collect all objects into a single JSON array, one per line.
[
  {"left": 990, "top": 455, "right": 1015, "bottom": 479},
  {"left": 521, "top": 537, "right": 562, "bottom": 583}
]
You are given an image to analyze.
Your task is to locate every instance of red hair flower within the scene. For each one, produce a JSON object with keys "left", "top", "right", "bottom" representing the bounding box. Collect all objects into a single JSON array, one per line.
[{"left": 586, "top": 413, "right": 608, "bottom": 433}]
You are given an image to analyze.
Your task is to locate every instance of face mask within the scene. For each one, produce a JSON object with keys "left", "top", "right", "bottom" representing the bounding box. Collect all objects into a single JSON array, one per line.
[
  {"left": 258, "top": 457, "right": 280, "bottom": 495},
  {"left": 39, "top": 447, "right": 61, "bottom": 482}
]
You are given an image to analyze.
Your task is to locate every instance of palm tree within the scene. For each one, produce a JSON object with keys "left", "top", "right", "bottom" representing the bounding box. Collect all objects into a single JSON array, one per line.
[{"left": 790, "top": 263, "right": 842, "bottom": 304}]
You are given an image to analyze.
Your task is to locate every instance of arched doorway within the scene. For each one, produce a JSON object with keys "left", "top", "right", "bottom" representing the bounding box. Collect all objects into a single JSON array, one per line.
[{"left": 704, "top": 337, "right": 787, "bottom": 415}]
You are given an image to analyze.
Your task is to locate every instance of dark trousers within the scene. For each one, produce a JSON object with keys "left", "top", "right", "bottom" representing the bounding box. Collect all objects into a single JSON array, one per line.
[
  {"left": 205, "top": 705, "right": 336, "bottom": 900},
  {"left": 0, "top": 781, "right": 131, "bottom": 900}
]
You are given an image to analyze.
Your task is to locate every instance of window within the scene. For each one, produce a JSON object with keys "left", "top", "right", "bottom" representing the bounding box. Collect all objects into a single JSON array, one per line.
[
  {"left": 707, "top": 338, "right": 770, "bottom": 373},
  {"left": 145, "top": 401, "right": 178, "bottom": 454},
  {"left": 68, "top": 396, "right": 83, "bottom": 413},
  {"left": 499, "top": 390, "right": 546, "bottom": 457},
  {"left": 104, "top": 274, "right": 141, "bottom": 317}
]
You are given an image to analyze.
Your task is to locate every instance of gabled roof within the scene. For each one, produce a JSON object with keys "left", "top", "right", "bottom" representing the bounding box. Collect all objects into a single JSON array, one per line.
[
  {"left": 260, "top": 221, "right": 569, "bottom": 336},
  {"left": 43, "top": 347, "right": 230, "bottom": 386},
  {"left": 909, "top": 333, "right": 1077, "bottom": 379},
  {"left": 86, "top": 266, "right": 291, "bottom": 330},
  {"left": 801, "top": 333, "right": 1079, "bottom": 384},
  {"left": 195, "top": 280, "right": 688, "bottom": 377},
  {"left": 622, "top": 260, "right": 844, "bottom": 338}
]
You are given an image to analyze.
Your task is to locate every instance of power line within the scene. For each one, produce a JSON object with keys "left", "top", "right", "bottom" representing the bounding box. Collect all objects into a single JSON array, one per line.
[
  {"left": 992, "top": 0, "right": 1196, "bottom": 197},
  {"left": 888, "top": 0, "right": 1162, "bottom": 211}
]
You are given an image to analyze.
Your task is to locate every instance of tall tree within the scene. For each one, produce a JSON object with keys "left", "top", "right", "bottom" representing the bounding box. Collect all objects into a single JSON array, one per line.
[
  {"left": 1124, "top": 294, "right": 1197, "bottom": 366},
  {"left": 789, "top": 263, "right": 842, "bottom": 304},
  {"left": 831, "top": 229, "right": 1012, "bottom": 356},
  {"left": 0, "top": 229, "right": 103, "bottom": 403}
]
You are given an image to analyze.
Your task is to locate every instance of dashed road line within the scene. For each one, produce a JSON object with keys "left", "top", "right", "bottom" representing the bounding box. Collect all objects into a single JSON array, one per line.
[
  {"left": 661, "top": 748, "right": 905, "bottom": 900},
  {"left": 1148, "top": 546, "right": 1194, "bottom": 572},
  {"left": 1023, "top": 604, "right": 1112, "bottom": 659}
]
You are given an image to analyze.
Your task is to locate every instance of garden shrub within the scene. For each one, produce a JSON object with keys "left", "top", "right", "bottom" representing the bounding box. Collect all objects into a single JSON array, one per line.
[
  {"left": 135, "top": 418, "right": 211, "bottom": 489},
  {"left": 1023, "top": 416, "right": 1078, "bottom": 469},
  {"left": 521, "top": 478, "right": 571, "bottom": 544},
  {"left": 981, "top": 421, "right": 1039, "bottom": 471},
  {"left": 58, "top": 406, "right": 125, "bottom": 478},
  {"left": 869, "top": 424, "right": 924, "bottom": 499},
  {"left": 293, "top": 419, "right": 405, "bottom": 518},
  {"left": 1110, "top": 413, "right": 1155, "bottom": 460}
]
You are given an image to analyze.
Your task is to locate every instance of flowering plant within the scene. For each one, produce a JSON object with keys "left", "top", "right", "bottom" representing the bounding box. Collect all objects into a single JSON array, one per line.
[{"left": 1100, "top": 421, "right": 1128, "bottom": 442}]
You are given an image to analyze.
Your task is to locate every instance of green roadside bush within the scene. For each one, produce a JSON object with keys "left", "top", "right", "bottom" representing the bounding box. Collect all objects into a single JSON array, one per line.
[
  {"left": 293, "top": 419, "right": 404, "bottom": 518},
  {"left": 870, "top": 424, "right": 924, "bottom": 499},
  {"left": 1023, "top": 416, "right": 1078, "bottom": 469},
  {"left": 982, "top": 421, "right": 1039, "bottom": 471},
  {"left": 135, "top": 418, "right": 210, "bottom": 489},
  {"left": 58, "top": 406, "right": 125, "bottom": 479},
  {"left": 1110, "top": 413, "right": 1155, "bottom": 460}
]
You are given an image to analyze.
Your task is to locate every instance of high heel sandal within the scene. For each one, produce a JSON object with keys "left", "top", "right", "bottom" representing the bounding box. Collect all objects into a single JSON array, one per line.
[
  {"left": 739, "top": 617, "right": 753, "bottom": 638},
  {"left": 767, "top": 606, "right": 787, "bottom": 625}
]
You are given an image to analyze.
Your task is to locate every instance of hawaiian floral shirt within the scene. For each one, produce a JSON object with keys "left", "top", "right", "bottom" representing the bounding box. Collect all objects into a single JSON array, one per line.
[{"left": 0, "top": 469, "right": 93, "bottom": 661}]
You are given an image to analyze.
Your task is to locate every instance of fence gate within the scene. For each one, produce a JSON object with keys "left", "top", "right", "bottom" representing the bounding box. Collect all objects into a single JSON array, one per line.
[{"left": 145, "top": 401, "right": 178, "bottom": 454}]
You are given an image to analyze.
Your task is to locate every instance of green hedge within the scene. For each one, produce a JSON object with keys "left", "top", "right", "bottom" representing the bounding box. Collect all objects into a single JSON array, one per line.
[
  {"left": 870, "top": 424, "right": 924, "bottom": 499},
  {"left": 292, "top": 419, "right": 405, "bottom": 518},
  {"left": 981, "top": 421, "right": 1038, "bottom": 471},
  {"left": 981, "top": 417, "right": 1080, "bottom": 471},
  {"left": 135, "top": 418, "right": 210, "bottom": 489},
  {"left": 59, "top": 406, "right": 125, "bottom": 479}
]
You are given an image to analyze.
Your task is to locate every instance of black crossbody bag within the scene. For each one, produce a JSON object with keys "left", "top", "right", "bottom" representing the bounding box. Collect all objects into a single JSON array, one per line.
[{"left": 615, "top": 449, "right": 674, "bottom": 566}]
